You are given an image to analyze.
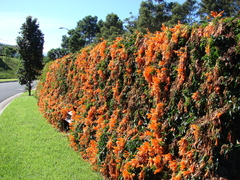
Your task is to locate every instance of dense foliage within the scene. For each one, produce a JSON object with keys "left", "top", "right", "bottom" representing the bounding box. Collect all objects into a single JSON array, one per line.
[{"left": 37, "top": 14, "right": 240, "bottom": 179}]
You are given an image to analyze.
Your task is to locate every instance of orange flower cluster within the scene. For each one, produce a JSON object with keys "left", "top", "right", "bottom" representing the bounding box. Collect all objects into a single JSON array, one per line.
[{"left": 174, "top": 47, "right": 188, "bottom": 88}]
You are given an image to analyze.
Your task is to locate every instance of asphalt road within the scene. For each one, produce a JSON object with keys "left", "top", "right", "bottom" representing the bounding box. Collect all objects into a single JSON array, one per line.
[{"left": 0, "top": 81, "right": 26, "bottom": 103}]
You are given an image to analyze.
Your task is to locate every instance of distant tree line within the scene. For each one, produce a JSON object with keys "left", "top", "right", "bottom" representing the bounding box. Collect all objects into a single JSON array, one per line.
[{"left": 46, "top": 0, "right": 240, "bottom": 62}]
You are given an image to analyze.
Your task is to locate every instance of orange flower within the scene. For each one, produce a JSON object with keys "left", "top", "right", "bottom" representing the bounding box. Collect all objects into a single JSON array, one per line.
[
  {"left": 122, "top": 109, "right": 127, "bottom": 113},
  {"left": 159, "top": 61, "right": 165, "bottom": 66},
  {"left": 205, "top": 43, "right": 210, "bottom": 55},
  {"left": 139, "top": 170, "right": 145, "bottom": 179},
  {"left": 144, "top": 130, "right": 152, "bottom": 136},
  {"left": 169, "top": 160, "right": 178, "bottom": 172},
  {"left": 182, "top": 171, "right": 191, "bottom": 176},
  {"left": 190, "top": 124, "right": 199, "bottom": 131},
  {"left": 161, "top": 23, "right": 167, "bottom": 31},
  {"left": 211, "top": 11, "right": 218, "bottom": 17},
  {"left": 138, "top": 120, "right": 144, "bottom": 126},
  {"left": 216, "top": 112, "right": 223, "bottom": 118},
  {"left": 205, "top": 72, "right": 213, "bottom": 82},
  {"left": 172, "top": 175, "right": 182, "bottom": 180},
  {"left": 178, "top": 138, "right": 188, "bottom": 156},
  {"left": 180, "top": 160, "right": 187, "bottom": 170},
  {"left": 143, "top": 66, "right": 155, "bottom": 83},
  {"left": 188, "top": 165, "right": 195, "bottom": 173},
  {"left": 106, "top": 139, "right": 113, "bottom": 150},
  {"left": 138, "top": 142, "right": 150, "bottom": 153},
  {"left": 192, "top": 91, "right": 200, "bottom": 101},
  {"left": 212, "top": 135, "right": 218, "bottom": 146},
  {"left": 214, "top": 86, "right": 221, "bottom": 94},
  {"left": 163, "top": 153, "right": 173, "bottom": 162},
  {"left": 136, "top": 69, "right": 142, "bottom": 74},
  {"left": 122, "top": 169, "right": 130, "bottom": 180},
  {"left": 146, "top": 113, "right": 152, "bottom": 119},
  {"left": 211, "top": 11, "right": 224, "bottom": 18}
]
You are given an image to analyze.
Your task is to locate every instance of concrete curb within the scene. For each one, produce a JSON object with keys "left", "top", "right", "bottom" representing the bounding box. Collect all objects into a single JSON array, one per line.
[{"left": 0, "top": 92, "right": 23, "bottom": 115}]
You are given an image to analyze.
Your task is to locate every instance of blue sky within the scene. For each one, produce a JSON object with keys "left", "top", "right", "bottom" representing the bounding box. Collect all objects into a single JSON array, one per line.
[{"left": 1, "top": 0, "right": 186, "bottom": 53}]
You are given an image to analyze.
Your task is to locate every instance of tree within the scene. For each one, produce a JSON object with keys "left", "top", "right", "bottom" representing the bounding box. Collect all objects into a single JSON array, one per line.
[
  {"left": 136, "top": 0, "right": 198, "bottom": 31},
  {"left": 97, "top": 13, "right": 125, "bottom": 41},
  {"left": 124, "top": 12, "right": 138, "bottom": 34},
  {"left": 46, "top": 48, "right": 69, "bottom": 62},
  {"left": 76, "top": 15, "right": 100, "bottom": 45},
  {"left": 137, "top": 0, "right": 169, "bottom": 33},
  {"left": 198, "top": 0, "right": 240, "bottom": 19},
  {"left": 181, "top": 0, "right": 198, "bottom": 24},
  {"left": 165, "top": 0, "right": 198, "bottom": 26},
  {"left": 17, "top": 16, "right": 44, "bottom": 96},
  {"left": 165, "top": 2, "right": 185, "bottom": 26},
  {"left": 61, "top": 29, "right": 86, "bottom": 53},
  {"left": 61, "top": 15, "right": 100, "bottom": 52}
]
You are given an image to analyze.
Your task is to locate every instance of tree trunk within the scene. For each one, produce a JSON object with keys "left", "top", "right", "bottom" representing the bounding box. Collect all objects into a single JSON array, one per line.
[{"left": 28, "top": 82, "right": 32, "bottom": 96}]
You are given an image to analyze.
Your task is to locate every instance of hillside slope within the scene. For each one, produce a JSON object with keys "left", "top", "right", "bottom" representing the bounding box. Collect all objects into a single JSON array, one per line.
[
  {"left": 37, "top": 14, "right": 240, "bottom": 179},
  {"left": 0, "top": 56, "right": 20, "bottom": 79}
]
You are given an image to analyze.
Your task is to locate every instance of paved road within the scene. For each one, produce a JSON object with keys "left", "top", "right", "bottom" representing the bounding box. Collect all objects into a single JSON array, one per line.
[
  {"left": 0, "top": 81, "right": 26, "bottom": 103},
  {"left": 0, "top": 81, "right": 38, "bottom": 114}
]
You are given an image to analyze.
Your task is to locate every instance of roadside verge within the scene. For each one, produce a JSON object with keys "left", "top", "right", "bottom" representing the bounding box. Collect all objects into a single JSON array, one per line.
[{"left": 0, "top": 92, "right": 23, "bottom": 115}]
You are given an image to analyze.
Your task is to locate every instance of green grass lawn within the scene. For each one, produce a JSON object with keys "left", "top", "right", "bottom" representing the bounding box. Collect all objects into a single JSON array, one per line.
[
  {"left": 0, "top": 93, "right": 103, "bottom": 180},
  {"left": 0, "top": 79, "right": 18, "bottom": 82}
]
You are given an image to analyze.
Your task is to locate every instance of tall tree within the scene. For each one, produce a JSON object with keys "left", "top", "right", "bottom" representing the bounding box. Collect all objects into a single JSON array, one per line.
[
  {"left": 17, "top": 16, "right": 44, "bottom": 96},
  {"left": 198, "top": 0, "right": 240, "bottom": 19},
  {"left": 97, "top": 13, "right": 124, "bottom": 41}
]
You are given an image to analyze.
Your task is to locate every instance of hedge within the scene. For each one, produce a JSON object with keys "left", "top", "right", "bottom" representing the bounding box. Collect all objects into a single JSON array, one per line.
[{"left": 36, "top": 13, "right": 240, "bottom": 179}]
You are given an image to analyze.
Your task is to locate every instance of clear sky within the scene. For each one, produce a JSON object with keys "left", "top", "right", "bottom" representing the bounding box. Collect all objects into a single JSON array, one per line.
[{"left": 1, "top": 0, "right": 186, "bottom": 54}]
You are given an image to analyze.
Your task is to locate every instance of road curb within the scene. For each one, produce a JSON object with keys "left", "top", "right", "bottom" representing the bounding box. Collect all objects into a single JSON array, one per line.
[{"left": 0, "top": 92, "right": 23, "bottom": 115}]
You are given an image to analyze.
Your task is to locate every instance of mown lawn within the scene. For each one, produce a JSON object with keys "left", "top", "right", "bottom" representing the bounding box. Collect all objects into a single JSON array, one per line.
[
  {"left": 0, "top": 79, "right": 18, "bottom": 82},
  {"left": 0, "top": 92, "right": 103, "bottom": 180}
]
